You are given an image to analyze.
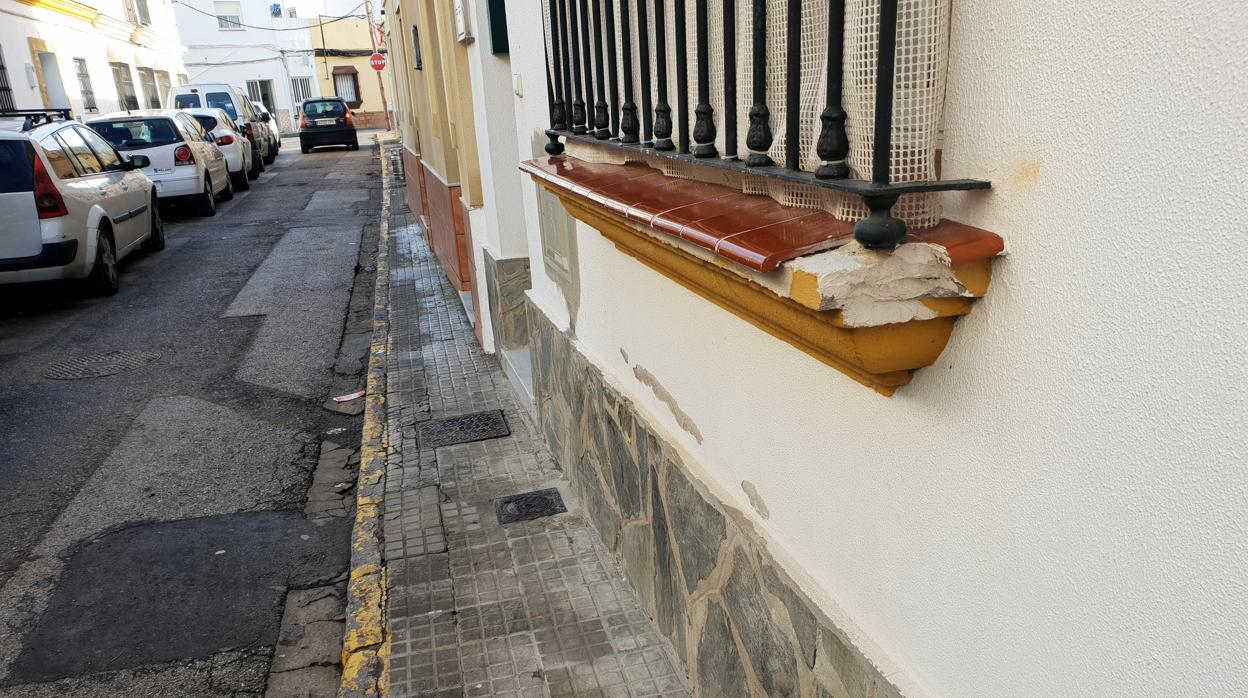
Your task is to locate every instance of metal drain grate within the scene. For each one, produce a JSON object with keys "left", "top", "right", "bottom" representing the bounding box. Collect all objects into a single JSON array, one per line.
[
  {"left": 43, "top": 350, "right": 160, "bottom": 380},
  {"left": 417, "top": 409, "right": 510, "bottom": 449},
  {"left": 495, "top": 488, "right": 567, "bottom": 525}
]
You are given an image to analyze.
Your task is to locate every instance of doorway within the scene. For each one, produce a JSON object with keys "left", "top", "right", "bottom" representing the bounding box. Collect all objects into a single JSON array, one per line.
[{"left": 36, "top": 52, "right": 69, "bottom": 109}]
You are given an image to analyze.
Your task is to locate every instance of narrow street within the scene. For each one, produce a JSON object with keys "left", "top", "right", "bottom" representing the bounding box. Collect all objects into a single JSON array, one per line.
[{"left": 0, "top": 135, "right": 382, "bottom": 697}]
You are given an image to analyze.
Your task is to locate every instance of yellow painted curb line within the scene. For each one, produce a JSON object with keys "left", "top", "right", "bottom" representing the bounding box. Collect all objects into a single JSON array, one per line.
[{"left": 339, "top": 132, "right": 399, "bottom": 698}]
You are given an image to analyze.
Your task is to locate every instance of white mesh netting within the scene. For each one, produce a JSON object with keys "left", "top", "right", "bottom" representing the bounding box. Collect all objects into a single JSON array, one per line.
[{"left": 551, "top": 0, "right": 951, "bottom": 230}]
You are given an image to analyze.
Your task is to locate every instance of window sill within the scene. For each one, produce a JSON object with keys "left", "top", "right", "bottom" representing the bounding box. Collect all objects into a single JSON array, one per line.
[{"left": 520, "top": 155, "right": 1004, "bottom": 395}]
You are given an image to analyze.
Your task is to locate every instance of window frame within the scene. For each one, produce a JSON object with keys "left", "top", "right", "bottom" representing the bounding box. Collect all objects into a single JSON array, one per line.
[
  {"left": 0, "top": 44, "right": 15, "bottom": 111},
  {"left": 135, "top": 0, "right": 152, "bottom": 26},
  {"left": 110, "top": 62, "right": 140, "bottom": 111},
  {"left": 39, "top": 132, "right": 81, "bottom": 180},
  {"left": 76, "top": 125, "right": 125, "bottom": 171},
  {"left": 214, "top": 0, "right": 242, "bottom": 29},
  {"left": 73, "top": 58, "right": 97, "bottom": 112},
  {"left": 290, "top": 76, "right": 313, "bottom": 104},
  {"left": 54, "top": 126, "right": 103, "bottom": 175},
  {"left": 136, "top": 66, "right": 160, "bottom": 109},
  {"left": 331, "top": 67, "right": 362, "bottom": 109}
]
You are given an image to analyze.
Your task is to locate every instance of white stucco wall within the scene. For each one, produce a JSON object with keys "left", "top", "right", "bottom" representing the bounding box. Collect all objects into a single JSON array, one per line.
[{"left": 509, "top": 0, "right": 1248, "bottom": 696}]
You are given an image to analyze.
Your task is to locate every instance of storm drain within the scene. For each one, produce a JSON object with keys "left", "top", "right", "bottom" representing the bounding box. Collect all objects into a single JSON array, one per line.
[
  {"left": 43, "top": 350, "right": 160, "bottom": 380},
  {"left": 417, "top": 409, "right": 510, "bottom": 449},
  {"left": 495, "top": 488, "right": 567, "bottom": 525}
]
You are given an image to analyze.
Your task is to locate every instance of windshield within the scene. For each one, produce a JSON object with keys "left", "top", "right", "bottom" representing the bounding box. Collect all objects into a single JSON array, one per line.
[
  {"left": 88, "top": 118, "right": 182, "bottom": 150},
  {"left": 173, "top": 93, "right": 201, "bottom": 108},
  {"left": 303, "top": 101, "right": 346, "bottom": 116},
  {"left": 192, "top": 115, "right": 219, "bottom": 132},
  {"left": 206, "top": 92, "right": 237, "bottom": 120}
]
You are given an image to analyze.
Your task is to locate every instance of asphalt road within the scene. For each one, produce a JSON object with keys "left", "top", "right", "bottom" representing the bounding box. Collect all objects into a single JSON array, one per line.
[{"left": 0, "top": 135, "right": 382, "bottom": 696}]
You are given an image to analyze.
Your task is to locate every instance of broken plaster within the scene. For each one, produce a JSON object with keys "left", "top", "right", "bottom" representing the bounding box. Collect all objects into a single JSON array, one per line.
[{"left": 631, "top": 364, "right": 704, "bottom": 444}]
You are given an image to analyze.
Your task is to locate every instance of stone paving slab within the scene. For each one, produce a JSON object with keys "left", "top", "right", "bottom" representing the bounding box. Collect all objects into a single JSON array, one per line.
[{"left": 379, "top": 176, "right": 690, "bottom": 697}]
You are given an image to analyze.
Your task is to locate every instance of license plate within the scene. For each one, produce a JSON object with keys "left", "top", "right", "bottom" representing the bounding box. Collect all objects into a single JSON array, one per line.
[{"left": 315, "top": 118, "right": 336, "bottom": 126}]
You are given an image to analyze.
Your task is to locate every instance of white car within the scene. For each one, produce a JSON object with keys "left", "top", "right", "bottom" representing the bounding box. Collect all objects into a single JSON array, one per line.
[
  {"left": 169, "top": 84, "right": 275, "bottom": 170},
  {"left": 87, "top": 110, "right": 231, "bottom": 216},
  {"left": 251, "top": 101, "right": 282, "bottom": 151},
  {"left": 0, "top": 110, "right": 163, "bottom": 295},
  {"left": 184, "top": 108, "right": 253, "bottom": 191}
]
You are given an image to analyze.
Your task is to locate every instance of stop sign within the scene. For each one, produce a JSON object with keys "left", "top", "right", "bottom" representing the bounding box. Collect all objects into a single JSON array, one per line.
[{"left": 369, "top": 52, "right": 386, "bottom": 71}]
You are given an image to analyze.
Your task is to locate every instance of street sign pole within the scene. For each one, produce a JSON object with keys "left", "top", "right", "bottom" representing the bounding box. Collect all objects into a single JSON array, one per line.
[{"left": 363, "top": 0, "right": 392, "bottom": 130}]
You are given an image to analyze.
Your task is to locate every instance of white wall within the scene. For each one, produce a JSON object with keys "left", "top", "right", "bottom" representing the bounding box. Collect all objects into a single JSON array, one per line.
[{"left": 513, "top": 0, "right": 1248, "bottom": 696}]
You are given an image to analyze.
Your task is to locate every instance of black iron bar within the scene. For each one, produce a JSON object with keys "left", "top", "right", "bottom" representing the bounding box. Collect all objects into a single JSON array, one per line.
[
  {"left": 559, "top": 0, "right": 574, "bottom": 127},
  {"left": 546, "top": 0, "right": 566, "bottom": 153},
  {"left": 652, "top": 0, "right": 673, "bottom": 150},
  {"left": 637, "top": 0, "right": 654, "bottom": 146},
  {"left": 745, "top": 0, "right": 772, "bottom": 166},
  {"left": 691, "top": 0, "right": 716, "bottom": 157},
  {"left": 854, "top": 0, "right": 905, "bottom": 249},
  {"left": 815, "top": 0, "right": 849, "bottom": 178},
  {"left": 674, "top": 0, "right": 689, "bottom": 152},
  {"left": 592, "top": 0, "right": 610, "bottom": 138},
  {"left": 568, "top": 0, "right": 586, "bottom": 133},
  {"left": 784, "top": 0, "right": 799, "bottom": 170},
  {"left": 619, "top": 0, "right": 639, "bottom": 142},
  {"left": 723, "top": 0, "right": 736, "bottom": 158},
  {"left": 579, "top": 0, "right": 596, "bottom": 139},
  {"left": 605, "top": 0, "right": 620, "bottom": 137}
]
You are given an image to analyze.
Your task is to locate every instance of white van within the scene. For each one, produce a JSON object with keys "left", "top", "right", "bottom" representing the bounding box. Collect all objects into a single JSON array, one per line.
[{"left": 167, "top": 84, "right": 276, "bottom": 174}]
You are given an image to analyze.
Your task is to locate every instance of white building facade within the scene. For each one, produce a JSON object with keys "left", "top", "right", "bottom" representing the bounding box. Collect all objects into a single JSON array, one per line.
[
  {"left": 0, "top": 0, "right": 187, "bottom": 117},
  {"left": 172, "top": 0, "right": 327, "bottom": 133}
]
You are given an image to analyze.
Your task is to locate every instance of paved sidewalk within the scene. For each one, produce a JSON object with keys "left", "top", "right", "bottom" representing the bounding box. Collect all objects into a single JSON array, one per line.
[{"left": 379, "top": 152, "right": 691, "bottom": 698}]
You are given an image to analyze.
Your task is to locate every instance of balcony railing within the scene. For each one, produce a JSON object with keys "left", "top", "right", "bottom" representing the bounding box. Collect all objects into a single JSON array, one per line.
[{"left": 540, "top": 0, "right": 990, "bottom": 250}]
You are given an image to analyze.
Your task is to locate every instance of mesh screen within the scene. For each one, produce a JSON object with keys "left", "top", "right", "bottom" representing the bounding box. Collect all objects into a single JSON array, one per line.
[{"left": 550, "top": 0, "right": 951, "bottom": 230}]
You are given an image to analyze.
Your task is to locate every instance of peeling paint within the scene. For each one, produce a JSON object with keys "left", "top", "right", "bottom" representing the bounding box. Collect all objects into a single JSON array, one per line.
[
  {"left": 741, "top": 480, "right": 770, "bottom": 520},
  {"left": 632, "top": 364, "right": 704, "bottom": 444}
]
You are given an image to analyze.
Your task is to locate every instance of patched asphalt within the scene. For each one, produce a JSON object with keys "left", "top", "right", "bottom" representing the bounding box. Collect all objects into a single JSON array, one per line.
[{"left": 0, "top": 135, "right": 381, "bottom": 695}]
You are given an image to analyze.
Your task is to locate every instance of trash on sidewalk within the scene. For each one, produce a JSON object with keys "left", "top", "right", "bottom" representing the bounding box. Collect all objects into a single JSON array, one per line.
[{"left": 331, "top": 390, "right": 366, "bottom": 403}]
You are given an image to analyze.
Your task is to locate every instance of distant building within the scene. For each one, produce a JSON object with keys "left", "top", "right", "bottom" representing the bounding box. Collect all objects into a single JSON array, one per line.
[
  {"left": 172, "top": 0, "right": 323, "bottom": 133},
  {"left": 0, "top": 0, "right": 188, "bottom": 116},
  {"left": 310, "top": 15, "right": 389, "bottom": 129}
]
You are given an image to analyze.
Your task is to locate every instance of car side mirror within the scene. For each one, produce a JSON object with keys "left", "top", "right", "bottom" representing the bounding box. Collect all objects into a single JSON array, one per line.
[
  {"left": 260, "top": 113, "right": 271, "bottom": 123},
  {"left": 126, "top": 154, "right": 150, "bottom": 169}
]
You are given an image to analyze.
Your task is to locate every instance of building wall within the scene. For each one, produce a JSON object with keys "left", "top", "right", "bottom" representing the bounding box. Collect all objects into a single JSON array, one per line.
[
  {"left": 311, "top": 16, "right": 388, "bottom": 128},
  {"left": 508, "top": 2, "right": 1248, "bottom": 698},
  {"left": 0, "top": 0, "right": 186, "bottom": 116}
]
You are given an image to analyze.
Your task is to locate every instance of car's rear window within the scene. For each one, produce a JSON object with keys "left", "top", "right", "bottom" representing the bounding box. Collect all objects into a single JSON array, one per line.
[
  {"left": 206, "top": 92, "right": 237, "bottom": 120},
  {"left": 173, "top": 93, "right": 201, "bottom": 108},
  {"left": 0, "top": 141, "right": 35, "bottom": 193},
  {"left": 303, "top": 101, "right": 346, "bottom": 116},
  {"left": 192, "top": 115, "right": 218, "bottom": 132},
  {"left": 88, "top": 119, "right": 183, "bottom": 150}
]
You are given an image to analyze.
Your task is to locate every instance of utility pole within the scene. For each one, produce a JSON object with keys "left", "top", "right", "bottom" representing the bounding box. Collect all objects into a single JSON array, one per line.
[{"left": 362, "top": 0, "right": 392, "bottom": 130}]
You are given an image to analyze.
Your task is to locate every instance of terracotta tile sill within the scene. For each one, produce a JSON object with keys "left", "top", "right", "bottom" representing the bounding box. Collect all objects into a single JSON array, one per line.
[{"left": 519, "top": 155, "right": 1003, "bottom": 273}]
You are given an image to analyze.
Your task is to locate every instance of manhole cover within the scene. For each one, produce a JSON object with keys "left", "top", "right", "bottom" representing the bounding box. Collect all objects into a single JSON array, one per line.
[
  {"left": 418, "top": 409, "right": 510, "bottom": 449},
  {"left": 43, "top": 350, "right": 160, "bottom": 380},
  {"left": 495, "top": 488, "right": 567, "bottom": 525}
]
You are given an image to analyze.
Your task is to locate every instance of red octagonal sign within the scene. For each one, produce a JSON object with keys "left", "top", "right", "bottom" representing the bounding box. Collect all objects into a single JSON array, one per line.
[{"left": 369, "top": 52, "right": 386, "bottom": 71}]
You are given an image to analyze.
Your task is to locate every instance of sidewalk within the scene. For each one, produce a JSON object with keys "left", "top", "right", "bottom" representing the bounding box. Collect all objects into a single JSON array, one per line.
[{"left": 374, "top": 141, "right": 691, "bottom": 698}]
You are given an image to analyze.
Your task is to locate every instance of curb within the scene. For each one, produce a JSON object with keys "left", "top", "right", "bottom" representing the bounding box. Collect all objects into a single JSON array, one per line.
[{"left": 339, "top": 133, "right": 396, "bottom": 698}]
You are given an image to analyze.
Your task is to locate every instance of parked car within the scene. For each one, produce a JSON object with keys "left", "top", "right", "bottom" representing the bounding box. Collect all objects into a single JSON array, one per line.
[
  {"left": 184, "top": 108, "right": 253, "bottom": 191},
  {"left": 168, "top": 83, "right": 275, "bottom": 171},
  {"left": 299, "top": 98, "right": 358, "bottom": 153},
  {"left": 87, "top": 109, "right": 231, "bottom": 216},
  {"left": 251, "top": 101, "right": 282, "bottom": 151},
  {"left": 0, "top": 110, "right": 163, "bottom": 295}
]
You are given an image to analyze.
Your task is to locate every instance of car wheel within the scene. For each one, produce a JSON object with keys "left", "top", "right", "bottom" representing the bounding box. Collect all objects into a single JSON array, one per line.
[
  {"left": 248, "top": 150, "right": 262, "bottom": 179},
  {"left": 232, "top": 170, "right": 251, "bottom": 191},
  {"left": 199, "top": 177, "right": 217, "bottom": 217},
  {"left": 87, "top": 225, "right": 120, "bottom": 296},
  {"left": 348, "top": 138, "right": 359, "bottom": 151},
  {"left": 300, "top": 145, "right": 310, "bottom": 154},
  {"left": 219, "top": 173, "right": 234, "bottom": 201},
  {"left": 141, "top": 196, "right": 165, "bottom": 252},
  {"left": 263, "top": 142, "right": 276, "bottom": 164}
]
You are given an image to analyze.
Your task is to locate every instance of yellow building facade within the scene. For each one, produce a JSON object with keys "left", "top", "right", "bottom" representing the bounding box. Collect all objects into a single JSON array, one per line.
[{"left": 311, "top": 16, "right": 390, "bottom": 129}]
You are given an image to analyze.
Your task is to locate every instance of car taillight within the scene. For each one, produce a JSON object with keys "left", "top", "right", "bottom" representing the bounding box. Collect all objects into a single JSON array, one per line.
[
  {"left": 244, "top": 123, "right": 255, "bottom": 139},
  {"left": 344, "top": 112, "right": 354, "bottom": 126},
  {"left": 217, "top": 134, "right": 235, "bottom": 145},
  {"left": 32, "top": 155, "right": 68, "bottom": 219},
  {"left": 299, "top": 113, "right": 307, "bottom": 129},
  {"left": 174, "top": 145, "right": 194, "bottom": 165}
]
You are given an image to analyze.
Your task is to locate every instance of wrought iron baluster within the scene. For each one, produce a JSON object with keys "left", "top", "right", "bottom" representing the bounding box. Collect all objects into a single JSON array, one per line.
[
  {"left": 568, "top": 0, "right": 586, "bottom": 134},
  {"left": 579, "top": 0, "right": 596, "bottom": 139},
  {"left": 815, "top": 0, "right": 849, "bottom": 178},
  {"left": 722, "top": 0, "right": 736, "bottom": 158},
  {"left": 652, "top": 0, "right": 674, "bottom": 150},
  {"left": 592, "top": 0, "right": 610, "bottom": 139},
  {"left": 560, "top": 0, "right": 574, "bottom": 130},
  {"left": 545, "top": 0, "right": 567, "bottom": 154},
  {"left": 784, "top": 0, "right": 799, "bottom": 170},
  {"left": 605, "top": 0, "right": 620, "bottom": 137},
  {"left": 620, "top": 0, "right": 640, "bottom": 143},
  {"left": 637, "top": 0, "right": 654, "bottom": 146},
  {"left": 854, "top": 0, "right": 905, "bottom": 248},
  {"left": 674, "top": 0, "right": 689, "bottom": 153},
  {"left": 745, "top": 0, "right": 772, "bottom": 166},
  {"left": 692, "top": 0, "right": 716, "bottom": 157}
]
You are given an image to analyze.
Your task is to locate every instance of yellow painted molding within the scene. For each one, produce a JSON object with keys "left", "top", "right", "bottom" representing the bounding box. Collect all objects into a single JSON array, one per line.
[
  {"left": 14, "top": 0, "right": 99, "bottom": 22},
  {"left": 540, "top": 181, "right": 971, "bottom": 396}
]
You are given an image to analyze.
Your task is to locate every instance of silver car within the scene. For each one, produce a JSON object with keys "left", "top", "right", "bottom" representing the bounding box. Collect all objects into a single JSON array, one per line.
[{"left": 0, "top": 110, "right": 163, "bottom": 295}]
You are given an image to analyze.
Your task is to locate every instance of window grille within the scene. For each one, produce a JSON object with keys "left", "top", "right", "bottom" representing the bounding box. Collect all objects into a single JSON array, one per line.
[
  {"left": 291, "top": 76, "right": 313, "bottom": 103},
  {"left": 0, "top": 46, "right": 18, "bottom": 111},
  {"left": 333, "top": 69, "right": 360, "bottom": 107},
  {"left": 137, "top": 67, "right": 160, "bottom": 109},
  {"left": 215, "top": 1, "right": 242, "bottom": 28},
  {"left": 111, "top": 62, "right": 140, "bottom": 110},
  {"left": 411, "top": 26, "right": 423, "bottom": 70},
  {"left": 74, "top": 58, "right": 97, "bottom": 112}
]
